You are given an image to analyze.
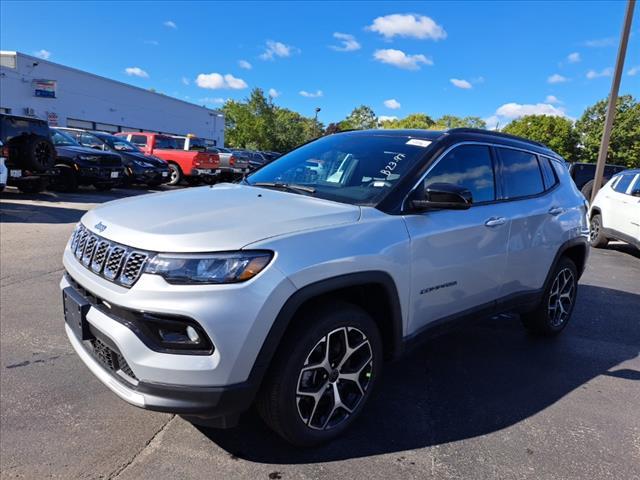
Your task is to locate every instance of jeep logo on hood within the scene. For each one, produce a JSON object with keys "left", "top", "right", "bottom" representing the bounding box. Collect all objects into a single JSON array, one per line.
[{"left": 94, "top": 222, "right": 107, "bottom": 233}]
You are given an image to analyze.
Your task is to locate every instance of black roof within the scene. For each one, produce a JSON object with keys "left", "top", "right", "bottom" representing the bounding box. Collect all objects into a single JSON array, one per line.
[{"left": 338, "top": 128, "right": 562, "bottom": 159}]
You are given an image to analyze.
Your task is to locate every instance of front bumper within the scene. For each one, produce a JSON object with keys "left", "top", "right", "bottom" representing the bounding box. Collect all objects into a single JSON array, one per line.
[
  {"left": 79, "top": 166, "right": 125, "bottom": 184},
  {"left": 128, "top": 166, "right": 170, "bottom": 184}
]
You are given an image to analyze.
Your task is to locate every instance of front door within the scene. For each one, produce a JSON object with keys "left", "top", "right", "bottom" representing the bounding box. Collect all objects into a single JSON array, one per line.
[{"left": 403, "top": 144, "right": 509, "bottom": 334}]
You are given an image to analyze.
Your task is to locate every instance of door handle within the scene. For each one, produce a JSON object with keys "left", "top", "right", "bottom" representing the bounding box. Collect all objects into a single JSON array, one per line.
[
  {"left": 485, "top": 217, "right": 506, "bottom": 227},
  {"left": 548, "top": 206, "right": 564, "bottom": 216}
]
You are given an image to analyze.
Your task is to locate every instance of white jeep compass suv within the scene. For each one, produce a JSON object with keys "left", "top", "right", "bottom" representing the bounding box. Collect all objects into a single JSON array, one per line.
[{"left": 61, "top": 128, "right": 590, "bottom": 446}]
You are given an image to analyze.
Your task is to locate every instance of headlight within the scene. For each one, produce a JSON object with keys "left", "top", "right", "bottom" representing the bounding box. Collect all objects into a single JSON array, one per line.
[
  {"left": 132, "top": 160, "right": 150, "bottom": 167},
  {"left": 145, "top": 251, "right": 273, "bottom": 284}
]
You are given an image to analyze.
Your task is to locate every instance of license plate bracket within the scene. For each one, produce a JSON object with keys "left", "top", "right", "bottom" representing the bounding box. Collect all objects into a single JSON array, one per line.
[{"left": 63, "top": 287, "right": 93, "bottom": 341}]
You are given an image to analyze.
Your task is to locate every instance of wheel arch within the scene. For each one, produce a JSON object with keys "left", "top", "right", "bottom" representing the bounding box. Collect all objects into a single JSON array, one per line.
[
  {"left": 247, "top": 271, "right": 403, "bottom": 391},
  {"left": 545, "top": 237, "right": 589, "bottom": 288}
]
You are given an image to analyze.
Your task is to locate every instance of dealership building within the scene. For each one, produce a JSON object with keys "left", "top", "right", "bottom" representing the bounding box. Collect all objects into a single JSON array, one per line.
[{"left": 0, "top": 51, "right": 224, "bottom": 145}]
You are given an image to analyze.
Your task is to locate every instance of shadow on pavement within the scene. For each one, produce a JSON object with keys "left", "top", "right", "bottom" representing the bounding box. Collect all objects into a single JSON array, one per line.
[
  {"left": 201, "top": 284, "right": 640, "bottom": 463},
  {"left": 603, "top": 242, "right": 640, "bottom": 259},
  {"left": 0, "top": 201, "right": 87, "bottom": 224}
]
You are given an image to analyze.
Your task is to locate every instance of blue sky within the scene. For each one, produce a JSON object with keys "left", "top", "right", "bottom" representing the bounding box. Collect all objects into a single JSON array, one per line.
[{"left": 1, "top": 1, "right": 639, "bottom": 127}]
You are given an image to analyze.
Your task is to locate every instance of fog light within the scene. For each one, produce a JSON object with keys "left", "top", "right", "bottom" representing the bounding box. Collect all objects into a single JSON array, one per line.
[{"left": 186, "top": 325, "right": 200, "bottom": 343}]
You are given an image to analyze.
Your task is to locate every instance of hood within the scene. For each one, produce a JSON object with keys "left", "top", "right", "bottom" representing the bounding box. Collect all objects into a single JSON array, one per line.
[
  {"left": 55, "top": 145, "right": 120, "bottom": 159},
  {"left": 81, "top": 183, "right": 361, "bottom": 252}
]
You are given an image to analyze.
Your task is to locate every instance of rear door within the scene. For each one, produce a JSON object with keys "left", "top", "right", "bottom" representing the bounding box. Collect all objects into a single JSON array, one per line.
[
  {"left": 609, "top": 173, "right": 640, "bottom": 238},
  {"left": 496, "top": 147, "right": 562, "bottom": 296},
  {"left": 404, "top": 144, "right": 509, "bottom": 333}
]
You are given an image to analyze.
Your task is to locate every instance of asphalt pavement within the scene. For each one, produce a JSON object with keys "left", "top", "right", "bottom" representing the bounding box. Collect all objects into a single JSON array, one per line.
[{"left": 1, "top": 186, "right": 639, "bottom": 480}]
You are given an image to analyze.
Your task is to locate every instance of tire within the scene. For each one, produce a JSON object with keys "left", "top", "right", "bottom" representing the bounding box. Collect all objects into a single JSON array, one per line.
[
  {"left": 51, "top": 164, "right": 78, "bottom": 193},
  {"left": 589, "top": 214, "right": 608, "bottom": 248},
  {"left": 146, "top": 180, "right": 163, "bottom": 188},
  {"left": 17, "top": 178, "right": 45, "bottom": 194},
  {"left": 521, "top": 257, "right": 578, "bottom": 337},
  {"left": 166, "top": 163, "right": 182, "bottom": 186},
  {"left": 185, "top": 176, "right": 201, "bottom": 186},
  {"left": 257, "top": 301, "right": 382, "bottom": 447},
  {"left": 581, "top": 178, "right": 608, "bottom": 203},
  {"left": 22, "top": 135, "right": 55, "bottom": 171}
]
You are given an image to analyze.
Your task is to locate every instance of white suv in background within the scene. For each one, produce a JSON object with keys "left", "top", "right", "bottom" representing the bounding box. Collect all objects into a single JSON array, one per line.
[
  {"left": 589, "top": 169, "right": 640, "bottom": 249},
  {"left": 61, "top": 128, "right": 590, "bottom": 446}
]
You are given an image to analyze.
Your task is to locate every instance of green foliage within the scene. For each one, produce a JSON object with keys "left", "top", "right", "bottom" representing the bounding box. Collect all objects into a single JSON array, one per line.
[
  {"left": 339, "top": 105, "right": 378, "bottom": 130},
  {"left": 574, "top": 94, "right": 640, "bottom": 168},
  {"left": 380, "top": 113, "right": 435, "bottom": 129},
  {"left": 223, "top": 88, "right": 323, "bottom": 152},
  {"left": 503, "top": 115, "right": 579, "bottom": 161},
  {"left": 432, "top": 115, "right": 487, "bottom": 130}
]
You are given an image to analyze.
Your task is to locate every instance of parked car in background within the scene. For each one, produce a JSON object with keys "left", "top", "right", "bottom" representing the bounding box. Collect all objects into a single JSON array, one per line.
[
  {"left": 172, "top": 136, "right": 248, "bottom": 182},
  {"left": 261, "top": 151, "right": 282, "bottom": 162},
  {"left": 116, "top": 132, "right": 219, "bottom": 186},
  {"left": 0, "top": 113, "right": 56, "bottom": 193},
  {"left": 233, "top": 149, "right": 270, "bottom": 171},
  {"left": 50, "top": 129, "right": 125, "bottom": 192},
  {"left": 0, "top": 140, "right": 7, "bottom": 192},
  {"left": 568, "top": 162, "right": 627, "bottom": 201},
  {"left": 61, "top": 128, "right": 589, "bottom": 446},
  {"left": 59, "top": 128, "right": 170, "bottom": 188},
  {"left": 589, "top": 169, "right": 640, "bottom": 249}
]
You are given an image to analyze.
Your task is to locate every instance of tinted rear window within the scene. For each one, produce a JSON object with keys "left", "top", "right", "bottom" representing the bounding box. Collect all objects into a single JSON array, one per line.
[{"left": 497, "top": 148, "right": 544, "bottom": 199}]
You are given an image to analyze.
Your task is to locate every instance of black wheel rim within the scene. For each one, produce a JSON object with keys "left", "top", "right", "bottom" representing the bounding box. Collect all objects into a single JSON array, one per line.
[
  {"left": 547, "top": 268, "right": 575, "bottom": 327},
  {"left": 34, "top": 142, "right": 51, "bottom": 168}
]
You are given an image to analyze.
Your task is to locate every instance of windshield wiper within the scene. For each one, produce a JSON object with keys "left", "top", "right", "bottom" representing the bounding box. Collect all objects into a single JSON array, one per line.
[{"left": 252, "top": 182, "right": 316, "bottom": 194}]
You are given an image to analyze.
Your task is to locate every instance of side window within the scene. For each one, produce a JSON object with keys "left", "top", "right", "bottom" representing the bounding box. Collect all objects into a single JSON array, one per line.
[
  {"left": 612, "top": 174, "right": 634, "bottom": 194},
  {"left": 424, "top": 145, "right": 496, "bottom": 203},
  {"left": 497, "top": 148, "right": 544, "bottom": 199},
  {"left": 129, "top": 135, "right": 147, "bottom": 147},
  {"left": 539, "top": 156, "right": 558, "bottom": 190}
]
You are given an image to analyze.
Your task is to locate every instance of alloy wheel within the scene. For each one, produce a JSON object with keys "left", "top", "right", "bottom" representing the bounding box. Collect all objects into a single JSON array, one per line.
[
  {"left": 547, "top": 268, "right": 575, "bottom": 327},
  {"left": 296, "top": 326, "right": 373, "bottom": 430},
  {"left": 168, "top": 165, "right": 180, "bottom": 185},
  {"left": 34, "top": 141, "right": 52, "bottom": 169},
  {"left": 589, "top": 217, "right": 600, "bottom": 243}
]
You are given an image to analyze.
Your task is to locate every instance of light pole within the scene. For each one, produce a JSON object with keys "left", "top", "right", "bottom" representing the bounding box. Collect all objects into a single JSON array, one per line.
[
  {"left": 590, "top": 0, "right": 635, "bottom": 203},
  {"left": 314, "top": 107, "right": 321, "bottom": 137}
]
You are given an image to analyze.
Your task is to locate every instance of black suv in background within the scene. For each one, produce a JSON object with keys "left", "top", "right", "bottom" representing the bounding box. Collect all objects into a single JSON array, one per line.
[
  {"left": 568, "top": 162, "right": 627, "bottom": 200},
  {"left": 58, "top": 128, "right": 170, "bottom": 188},
  {"left": 50, "top": 129, "right": 124, "bottom": 192},
  {"left": 0, "top": 113, "right": 56, "bottom": 193}
]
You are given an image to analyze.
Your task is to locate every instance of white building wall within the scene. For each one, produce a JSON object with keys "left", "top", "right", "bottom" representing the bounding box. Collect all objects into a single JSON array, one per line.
[{"left": 0, "top": 51, "right": 224, "bottom": 145}]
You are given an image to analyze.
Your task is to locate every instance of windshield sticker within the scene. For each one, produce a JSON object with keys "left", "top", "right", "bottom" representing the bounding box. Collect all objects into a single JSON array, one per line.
[
  {"left": 380, "top": 153, "right": 406, "bottom": 179},
  {"left": 406, "top": 139, "right": 432, "bottom": 148}
]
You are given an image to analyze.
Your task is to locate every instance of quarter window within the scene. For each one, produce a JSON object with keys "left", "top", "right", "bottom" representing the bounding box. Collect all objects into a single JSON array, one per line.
[
  {"left": 497, "top": 148, "right": 544, "bottom": 199},
  {"left": 539, "top": 156, "right": 558, "bottom": 190},
  {"left": 612, "top": 174, "right": 634, "bottom": 194},
  {"left": 424, "top": 145, "right": 496, "bottom": 203}
]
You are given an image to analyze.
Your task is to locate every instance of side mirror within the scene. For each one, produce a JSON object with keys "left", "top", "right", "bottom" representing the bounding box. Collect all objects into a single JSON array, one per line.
[
  {"left": 631, "top": 188, "right": 640, "bottom": 198},
  {"left": 410, "top": 182, "right": 473, "bottom": 211}
]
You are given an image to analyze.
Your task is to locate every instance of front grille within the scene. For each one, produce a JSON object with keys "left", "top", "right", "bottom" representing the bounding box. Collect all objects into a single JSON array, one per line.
[
  {"left": 90, "top": 338, "right": 138, "bottom": 382},
  {"left": 69, "top": 224, "right": 151, "bottom": 288}
]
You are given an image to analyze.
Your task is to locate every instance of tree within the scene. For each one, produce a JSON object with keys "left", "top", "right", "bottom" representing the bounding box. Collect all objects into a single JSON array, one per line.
[
  {"left": 433, "top": 115, "right": 486, "bottom": 130},
  {"left": 340, "top": 105, "right": 378, "bottom": 130},
  {"left": 574, "top": 94, "right": 640, "bottom": 168},
  {"left": 380, "top": 113, "right": 435, "bottom": 129},
  {"left": 503, "top": 115, "right": 579, "bottom": 162}
]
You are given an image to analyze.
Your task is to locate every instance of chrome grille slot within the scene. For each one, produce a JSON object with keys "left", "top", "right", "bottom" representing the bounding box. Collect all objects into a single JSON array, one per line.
[
  {"left": 81, "top": 236, "right": 98, "bottom": 266},
  {"left": 67, "top": 224, "right": 153, "bottom": 288},
  {"left": 91, "top": 241, "right": 110, "bottom": 273},
  {"left": 103, "top": 246, "right": 126, "bottom": 280},
  {"left": 119, "top": 252, "right": 148, "bottom": 286}
]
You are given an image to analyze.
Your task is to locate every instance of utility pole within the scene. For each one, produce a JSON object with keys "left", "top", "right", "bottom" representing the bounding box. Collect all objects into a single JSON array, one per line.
[
  {"left": 591, "top": 0, "right": 635, "bottom": 203},
  {"left": 314, "top": 107, "right": 321, "bottom": 137}
]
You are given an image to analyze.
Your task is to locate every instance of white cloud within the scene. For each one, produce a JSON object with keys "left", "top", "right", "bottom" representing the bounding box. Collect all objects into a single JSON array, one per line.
[
  {"left": 238, "top": 59, "right": 252, "bottom": 70},
  {"left": 195, "top": 73, "right": 248, "bottom": 90},
  {"left": 373, "top": 49, "right": 432, "bottom": 70},
  {"left": 379, "top": 115, "right": 399, "bottom": 123},
  {"left": 485, "top": 101, "right": 568, "bottom": 131},
  {"left": 450, "top": 78, "right": 472, "bottom": 89},
  {"left": 144, "top": 40, "right": 159, "bottom": 46},
  {"left": 268, "top": 88, "right": 280, "bottom": 98},
  {"left": 367, "top": 13, "right": 446, "bottom": 40},
  {"left": 125, "top": 67, "right": 149, "bottom": 78},
  {"left": 330, "top": 32, "right": 361, "bottom": 52},
  {"left": 163, "top": 20, "right": 177, "bottom": 29},
  {"left": 383, "top": 98, "right": 401, "bottom": 109},
  {"left": 584, "top": 37, "right": 615, "bottom": 47},
  {"left": 545, "top": 95, "right": 561, "bottom": 104},
  {"left": 181, "top": 76, "right": 190, "bottom": 85},
  {"left": 567, "top": 52, "right": 581, "bottom": 63},
  {"left": 586, "top": 67, "right": 613, "bottom": 79},
  {"left": 299, "top": 90, "right": 323, "bottom": 98},
  {"left": 34, "top": 49, "right": 51, "bottom": 60},
  {"left": 484, "top": 115, "right": 501, "bottom": 130},
  {"left": 628, "top": 66, "right": 640, "bottom": 76},
  {"left": 199, "top": 97, "right": 225, "bottom": 105},
  {"left": 547, "top": 73, "right": 568, "bottom": 84},
  {"left": 260, "top": 40, "right": 295, "bottom": 60}
]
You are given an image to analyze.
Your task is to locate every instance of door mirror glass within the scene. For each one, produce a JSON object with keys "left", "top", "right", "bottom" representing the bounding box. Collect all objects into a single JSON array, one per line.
[{"left": 411, "top": 182, "right": 473, "bottom": 211}]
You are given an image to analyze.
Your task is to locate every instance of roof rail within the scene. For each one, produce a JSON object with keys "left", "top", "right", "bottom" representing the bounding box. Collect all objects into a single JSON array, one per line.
[{"left": 445, "top": 128, "right": 549, "bottom": 149}]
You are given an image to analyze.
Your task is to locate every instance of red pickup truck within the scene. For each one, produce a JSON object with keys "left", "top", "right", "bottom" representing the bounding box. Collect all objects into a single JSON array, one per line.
[{"left": 115, "top": 132, "right": 219, "bottom": 186}]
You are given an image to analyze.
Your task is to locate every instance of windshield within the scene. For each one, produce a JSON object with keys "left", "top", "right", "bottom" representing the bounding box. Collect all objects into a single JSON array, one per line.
[
  {"left": 247, "top": 134, "right": 431, "bottom": 205},
  {"left": 102, "top": 135, "right": 139, "bottom": 152},
  {"left": 51, "top": 129, "right": 79, "bottom": 147}
]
